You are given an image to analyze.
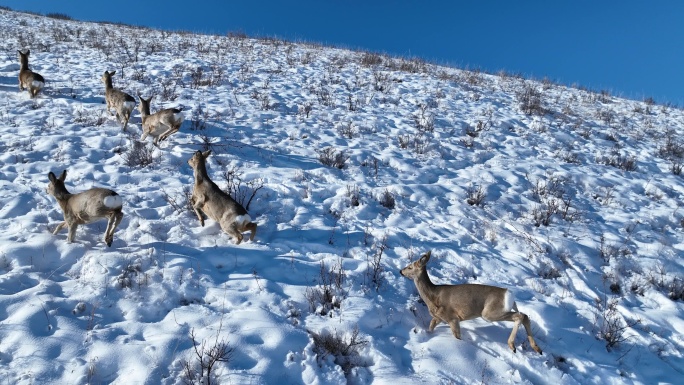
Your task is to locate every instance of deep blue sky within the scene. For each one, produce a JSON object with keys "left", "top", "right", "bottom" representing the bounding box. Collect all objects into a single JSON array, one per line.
[{"left": 3, "top": 0, "right": 683, "bottom": 105}]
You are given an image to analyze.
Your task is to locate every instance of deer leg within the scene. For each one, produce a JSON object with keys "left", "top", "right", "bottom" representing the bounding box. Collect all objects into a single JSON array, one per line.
[
  {"left": 67, "top": 223, "right": 78, "bottom": 243},
  {"left": 193, "top": 208, "right": 205, "bottom": 226},
  {"left": 244, "top": 222, "right": 257, "bottom": 241},
  {"left": 520, "top": 312, "right": 543, "bottom": 354},
  {"left": 447, "top": 319, "right": 462, "bottom": 340},
  {"left": 426, "top": 305, "right": 443, "bottom": 331},
  {"left": 191, "top": 196, "right": 206, "bottom": 226},
  {"left": 53, "top": 221, "right": 67, "bottom": 235},
  {"left": 221, "top": 222, "right": 244, "bottom": 244},
  {"left": 104, "top": 211, "right": 123, "bottom": 247},
  {"left": 122, "top": 111, "right": 130, "bottom": 132},
  {"left": 507, "top": 314, "right": 523, "bottom": 353},
  {"left": 140, "top": 126, "right": 150, "bottom": 142},
  {"left": 104, "top": 215, "right": 116, "bottom": 247},
  {"left": 158, "top": 126, "right": 172, "bottom": 142},
  {"left": 159, "top": 126, "right": 179, "bottom": 142},
  {"left": 428, "top": 317, "right": 441, "bottom": 332},
  {"left": 503, "top": 312, "right": 542, "bottom": 354}
]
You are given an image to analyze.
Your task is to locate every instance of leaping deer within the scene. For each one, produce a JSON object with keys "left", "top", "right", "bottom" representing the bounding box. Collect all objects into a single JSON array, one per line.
[{"left": 187, "top": 150, "right": 257, "bottom": 244}]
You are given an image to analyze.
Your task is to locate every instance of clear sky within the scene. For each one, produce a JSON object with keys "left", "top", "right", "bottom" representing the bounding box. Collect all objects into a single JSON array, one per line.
[{"left": 3, "top": 0, "right": 683, "bottom": 105}]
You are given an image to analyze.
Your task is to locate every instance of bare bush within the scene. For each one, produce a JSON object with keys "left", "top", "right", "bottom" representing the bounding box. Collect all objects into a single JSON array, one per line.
[
  {"left": 318, "top": 147, "right": 348, "bottom": 169},
  {"left": 598, "top": 235, "right": 630, "bottom": 264},
  {"left": 308, "top": 327, "right": 368, "bottom": 376},
  {"left": 346, "top": 185, "right": 360, "bottom": 207},
  {"left": 360, "top": 51, "right": 383, "bottom": 67},
  {"left": 73, "top": 107, "right": 107, "bottom": 127},
  {"left": 115, "top": 261, "right": 142, "bottom": 289},
  {"left": 657, "top": 129, "right": 684, "bottom": 160},
  {"left": 366, "top": 234, "right": 388, "bottom": 291},
  {"left": 162, "top": 186, "right": 194, "bottom": 214},
  {"left": 315, "top": 84, "right": 335, "bottom": 107},
  {"left": 305, "top": 261, "right": 345, "bottom": 316},
  {"left": 159, "top": 78, "right": 179, "bottom": 101},
  {"left": 527, "top": 174, "right": 578, "bottom": 226},
  {"left": 182, "top": 329, "right": 233, "bottom": 385},
  {"left": 413, "top": 103, "right": 435, "bottom": 133},
  {"left": 124, "top": 140, "right": 155, "bottom": 168},
  {"left": 221, "top": 165, "right": 264, "bottom": 211},
  {"left": 337, "top": 121, "right": 356, "bottom": 139},
  {"left": 372, "top": 70, "right": 392, "bottom": 93},
  {"left": 646, "top": 264, "right": 684, "bottom": 301},
  {"left": 593, "top": 296, "right": 640, "bottom": 351},
  {"left": 537, "top": 262, "right": 562, "bottom": 279},
  {"left": 387, "top": 57, "right": 428, "bottom": 73},
  {"left": 189, "top": 104, "right": 208, "bottom": 131},
  {"left": 298, "top": 102, "right": 313, "bottom": 118},
  {"left": 597, "top": 145, "right": 637, "bottom": 171},
  {"left": 189, "top": 66, "right": 207, "bottom": 89},
  {"left": 378, "top": 189, "right": 395, "bottom": 209},
  {"left": 517, "top": 83, "right": 545, "bottom": 115},
  {"left": 466, "top": 184, "right": 487, "bottom": 207},
  {"left": 46, "top": 12, "right": 73, "bottom": 20}
]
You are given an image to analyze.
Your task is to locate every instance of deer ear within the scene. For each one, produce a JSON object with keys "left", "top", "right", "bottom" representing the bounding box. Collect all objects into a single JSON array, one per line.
[
  {"left": 419, "top": 251, "right": 432, "bottom": 265},
  {"left": 58, "top": 170, "right": 67, "bottom": 181},
  {"left": 48, "top": 172, "right": 56, "bottom": 183},
  {"left": 202, "top": 150, "right": 212, "bottom": 158}
]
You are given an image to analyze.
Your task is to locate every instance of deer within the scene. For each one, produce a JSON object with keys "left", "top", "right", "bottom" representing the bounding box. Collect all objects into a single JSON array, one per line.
[
  {"left": 137, "top": 94, "right": 184, "bottom": 146},
  {"left": 18, "top": 50, "right": 45, "bottom": 98},
  {"left": 400, "top": 251, "right": 543, "bottom": 354},
  {"left": 101, "top": 70, "right": 135, "bottom": 131},
  {"left": 46, "top": 170, "right": 124, "bottom": 247},
  {"left": 187, "top": 150, "right": 257, "bottom": 244}
]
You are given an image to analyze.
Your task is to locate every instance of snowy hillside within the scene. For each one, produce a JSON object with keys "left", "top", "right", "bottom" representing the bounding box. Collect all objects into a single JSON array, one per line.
[{"left": 1, "top": 9, "right": 683, "bottom": 385}]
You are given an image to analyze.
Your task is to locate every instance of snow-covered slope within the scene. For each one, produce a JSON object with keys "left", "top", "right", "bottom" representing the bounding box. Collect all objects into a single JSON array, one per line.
[{"left": 0, "top": 9, "right": 683, "bottom": 385}]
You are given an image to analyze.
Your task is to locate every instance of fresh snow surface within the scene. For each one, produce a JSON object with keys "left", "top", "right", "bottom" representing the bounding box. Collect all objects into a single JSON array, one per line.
[{"left": 1, "top": 9, "right": 683, "bottom": 385}]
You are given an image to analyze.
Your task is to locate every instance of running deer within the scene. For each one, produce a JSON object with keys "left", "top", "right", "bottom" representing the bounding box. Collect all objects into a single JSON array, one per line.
[
  {"left": 101, "top": 70, "right": 135, "bottom": 131},
  {"left": 400, "top": 251, "right": 543, "bottom": 354},
  {"left": 18, "top": 50, "right": 45, "bottom": 98},
  {"left": 46, "top": 170, "right": 124, "bottom": 247},
  {"left": 137, "top": 94, "right": 183, "bottom": 145},
  {"left": 188, "top": 150, "right": 257, "bottom": 244}
]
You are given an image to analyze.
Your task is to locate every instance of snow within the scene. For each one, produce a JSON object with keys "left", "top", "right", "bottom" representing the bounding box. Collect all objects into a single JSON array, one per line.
[{"left": 1, "top": 9, "right": 683, "bottom": 385}]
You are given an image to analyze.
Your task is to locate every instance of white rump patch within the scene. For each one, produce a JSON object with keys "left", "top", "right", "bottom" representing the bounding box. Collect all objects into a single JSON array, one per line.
[
  {"left": 103, "top": 195, "right": 123, "bottom": 209},
  {"left": 503, "top": 289, "right": 516, "bottom": 312},
  {"left": 235, "top": 214, "right": 251, "bottom": 227},
  {"left": 123, "top": 101, "right": 136, "bottom": 111},
  {"left": 173, "top": 112, "right": 184, "bottom": 122},
  {"left": 32, "top": 81, "right": 44, "bottom": 89}
]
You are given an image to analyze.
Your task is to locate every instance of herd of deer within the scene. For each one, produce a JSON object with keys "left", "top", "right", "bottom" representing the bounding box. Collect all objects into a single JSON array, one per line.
[{"left": 19, "top": 49, "right": 543, "bottom": 354}]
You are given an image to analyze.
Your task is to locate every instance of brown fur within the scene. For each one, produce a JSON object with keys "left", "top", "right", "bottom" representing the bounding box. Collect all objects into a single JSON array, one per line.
[
  {"left": 18, "top": 50, "right": 45, "bottom": 98},
  {"left": 101, "top": 70, "right": 136, "bottom": 131},
  {"left": 46, "top": 170, "right": 124, "bottom": 247},
  {"left": 137, "top": 95, "right": 183, "bottom": 145},
  {"left": 400, "top": 251, "right": 542, "bottom": 354},
  {"left": 188, "top": 150, "right": 257, "bottom": 244}
]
